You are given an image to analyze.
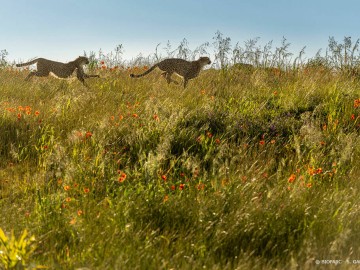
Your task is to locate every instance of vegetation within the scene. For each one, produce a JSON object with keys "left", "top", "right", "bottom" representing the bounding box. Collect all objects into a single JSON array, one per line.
[{"left": 0, "top": 35, "right": 360, "bottom": 269}]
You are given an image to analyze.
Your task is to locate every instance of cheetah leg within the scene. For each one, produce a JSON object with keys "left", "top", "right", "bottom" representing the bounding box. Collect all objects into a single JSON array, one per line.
[
  {"left": 25, "top": 72, "right": 36, "bottom": 81},
  {"left": 171, "top": 79, "right": 179, "bottom": 85},
  {"left": 164, "top": 72, "right": 172, "bottom": 84},
  {"left": 77, "top": 67, "right": 100, "bottom": 79},
  {"left": 77, "top": 75, "right": 89, "bottom": 88},
  {"left": 163, "top": 72, "right": 179, "bottom": 85},
  {"left": 25, "top": 71, "right": 48, "bottom": 81},
  {"left": 76, "top": 69, "right": 90, "bottom": 87},
  {"left": 183, "top": 78, "right": 189, "bottom": 89}
]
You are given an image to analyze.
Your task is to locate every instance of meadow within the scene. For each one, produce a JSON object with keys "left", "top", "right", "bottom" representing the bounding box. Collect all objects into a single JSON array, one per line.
[{"left": 1, "top": 36, "right": 360, "bottom": 269}]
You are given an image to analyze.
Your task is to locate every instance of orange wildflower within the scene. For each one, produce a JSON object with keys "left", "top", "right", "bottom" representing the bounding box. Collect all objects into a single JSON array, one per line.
[
  {"left": 77, "top": 210, "right": 83, "bottom": 216},
  {"left": 351, "top": 114, "right": 356, "bottom": 120},
  {"left": 85, "top": 131, "right": 92, "bottom": 138},
  {"left": 354, "top": 98, "right": 360, "bottom": 108},
  {"left": 161, "top": 175, "right": 167, "bottom": 181},
  {"left": 153, "top": 114, "right": 159, "bottom": 121},
  {"left": 288, "top": 174, "right": 296, "bottom": 183},
  {"left": 34, "top": 111, "right": 40, "bottom": 116},
  {"left": 64, "top": 185, "right": 70, "bottom": 191},
  {"left": 118, "top": 172, "right": 127, "bottom": 183},
  {"left": 65, "top": 197, "right": 71, "bottom": 202},
  {"left": 259, "top": 140, "right": 265, "bottom": 146},
  {"left": 215, "top": 138, "right": 221, "bottom": 144},
  {"left": 171, "top": 185, "right": 176, "bottom": 191},
  {"left": 132, "top": 113, "right": 139, "bottom": 118},
  {"left": 308, "top": 167, "right": 315, "bottom": 176},
  {"left": 76, "top": 131, "right": 83, "bottom": 138},
  {"left": 69, "top": 218, "right": 76, "bottom": 225},
  {"left": 179, "top": 183, "right": 185, "bottom": 190},
  {"left": 5, "top": 107, "right": 15, "bottom": 112},
  {"left": 196, "top": 183, "right": 205, "bottom": 190},
  {"left": 83, "top": 187, "right": 90, "bottom": 193}
]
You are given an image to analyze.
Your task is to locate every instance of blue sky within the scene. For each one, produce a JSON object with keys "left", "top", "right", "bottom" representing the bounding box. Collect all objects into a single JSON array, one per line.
[{"left": 1, "top": 0, "right": 359, "bottom": 62}]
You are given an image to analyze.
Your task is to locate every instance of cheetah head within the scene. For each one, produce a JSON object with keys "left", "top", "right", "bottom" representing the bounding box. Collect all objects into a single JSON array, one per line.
[
  {"left": 199, "top": 57, "right": 211, "bottom": 67},
  {"left": 76, "top": 56, "right": 90, "bottom": 66}
]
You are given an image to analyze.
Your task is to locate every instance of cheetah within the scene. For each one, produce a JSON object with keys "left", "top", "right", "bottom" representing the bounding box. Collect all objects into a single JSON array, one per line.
[
  {"left": 130, "top": 57, "right": 211, "bottom": 88},
  {"left": 16, "top": 56, "right": 99, "bottom": 86}
]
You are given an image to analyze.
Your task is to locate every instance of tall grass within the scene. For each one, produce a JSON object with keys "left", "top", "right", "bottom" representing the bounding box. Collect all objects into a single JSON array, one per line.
[{"left": 0, "top": 35, "right": 360, "bottom": 269}]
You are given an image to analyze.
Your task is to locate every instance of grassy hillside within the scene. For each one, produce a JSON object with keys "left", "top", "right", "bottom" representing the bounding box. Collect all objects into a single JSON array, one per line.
[{"left": 0, "top": 63, "right": 360, "bottom": 269}]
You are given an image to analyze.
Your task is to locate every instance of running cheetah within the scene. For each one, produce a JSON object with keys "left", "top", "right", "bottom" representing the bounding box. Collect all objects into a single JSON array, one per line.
[
  {"left": 130, "top": 57, "right": 211, "bottom": 88},
  {"left": 16, "top": 56, "right": 99, "bottom": 86}
]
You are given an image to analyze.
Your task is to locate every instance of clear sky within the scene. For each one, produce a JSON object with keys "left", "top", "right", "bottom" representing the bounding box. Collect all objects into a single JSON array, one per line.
[{"left": 1, "top": 0, "right": 359, "bottom": 63}]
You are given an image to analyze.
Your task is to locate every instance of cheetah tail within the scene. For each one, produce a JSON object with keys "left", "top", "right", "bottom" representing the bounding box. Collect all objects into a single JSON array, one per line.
[
  {"left": 130, "top": 64, "right": 158, "bottom": 78},
  {"left": 16, "top": 59, "right": 39, "bottom": 67}
]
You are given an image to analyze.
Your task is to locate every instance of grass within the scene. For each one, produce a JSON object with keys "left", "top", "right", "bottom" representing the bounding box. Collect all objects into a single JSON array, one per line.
[{"left": 0, "top": 63, "right": 360, "bottom": 269}]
